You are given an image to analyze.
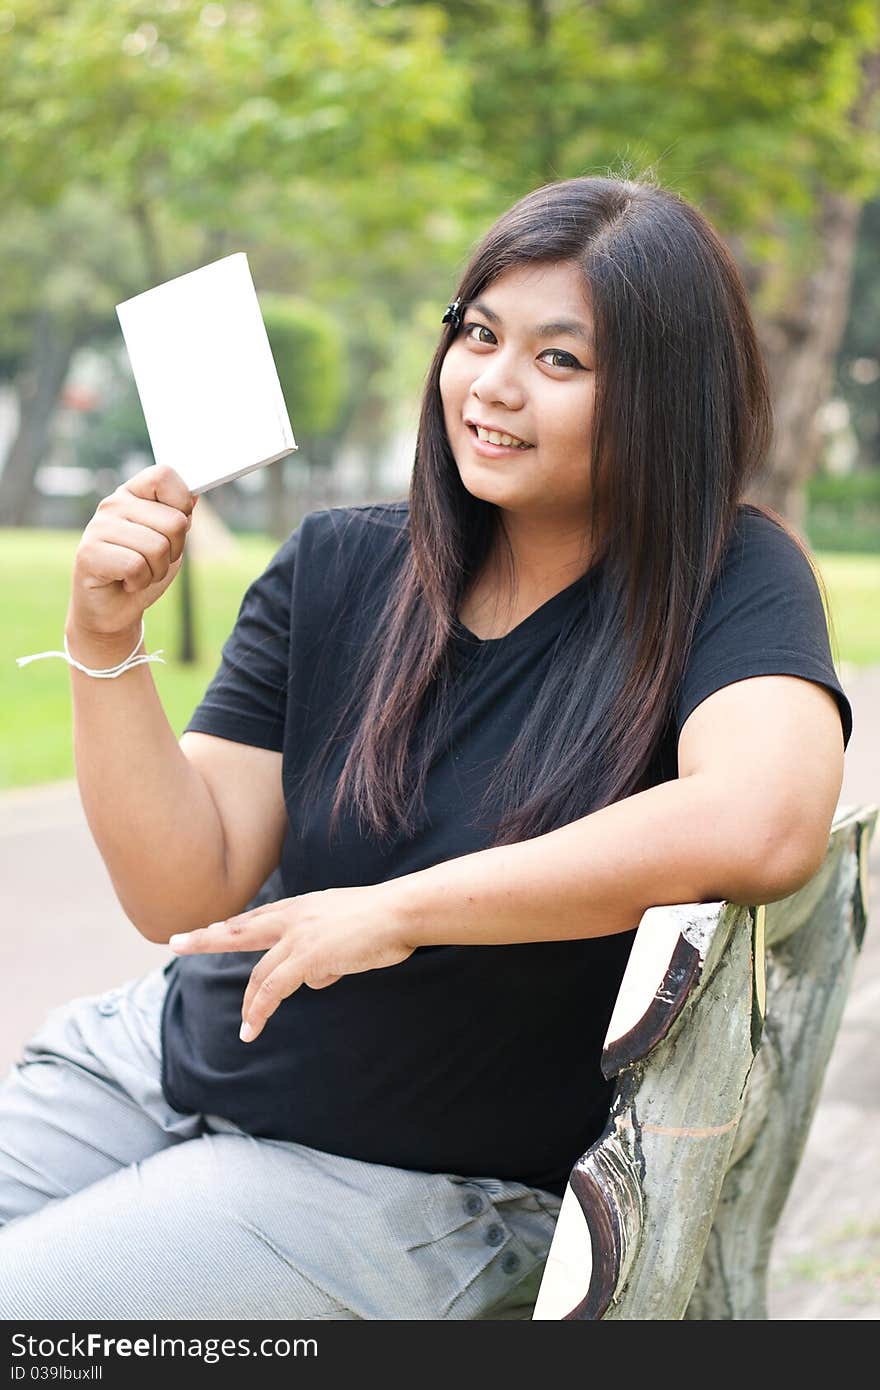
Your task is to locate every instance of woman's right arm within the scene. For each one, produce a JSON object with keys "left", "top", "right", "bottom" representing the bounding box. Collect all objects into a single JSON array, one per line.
[{"left": 65, "top": 464, "right": 287, "bottom": 945}]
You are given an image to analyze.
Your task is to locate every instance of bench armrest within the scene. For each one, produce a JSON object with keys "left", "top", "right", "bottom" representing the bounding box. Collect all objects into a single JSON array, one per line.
[{"left": 532, "top": 799, "right": 878, "bottom": 1320}]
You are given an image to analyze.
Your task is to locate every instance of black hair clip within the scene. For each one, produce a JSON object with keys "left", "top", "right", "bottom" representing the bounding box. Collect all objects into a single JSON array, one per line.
[{"left": 442, "top": 298, "right": 463, "bottom": 330}]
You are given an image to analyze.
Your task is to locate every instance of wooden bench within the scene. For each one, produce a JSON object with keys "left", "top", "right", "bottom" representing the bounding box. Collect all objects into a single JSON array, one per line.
[{"left": 531, "top": 799, "right": 878, "bottom": 1320}]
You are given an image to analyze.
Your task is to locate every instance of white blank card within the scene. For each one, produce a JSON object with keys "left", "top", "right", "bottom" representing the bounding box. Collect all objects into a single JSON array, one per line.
[{"left": 116, "top": 253, "right": 297, "bottom": 495}]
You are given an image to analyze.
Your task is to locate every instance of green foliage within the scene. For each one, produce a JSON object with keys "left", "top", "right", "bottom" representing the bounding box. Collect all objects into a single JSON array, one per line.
[
  {"left": 260, "top": 294, "right": 347, "bottom": 437},
  {"left": 2, "top": 0, "right": 880, "bottom": 521},
  {"left": 805, "top": 469, "right": 880, "bottom": 554},
  {"left": 418, "top": 0, "right": 880, "bottom": 278},
  {"left": 808, "top": 471, "right": 880, "bottom": 503},
  {"left": 74, "top": 376, "right": 152, "bottom": 476},
  {"left": 0, "top": 0, "right": 477, "bottom": 484},
  {"left": 0, "top": 188, "right": 148, "bottom": 383}
]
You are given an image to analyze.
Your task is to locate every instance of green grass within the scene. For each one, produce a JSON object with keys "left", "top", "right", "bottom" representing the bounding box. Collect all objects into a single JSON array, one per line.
[
  {"left": 1, "top": 528, "right": 277, "bottom": 789},
  {"left": 1, "top": 531, "right": 877, "bottom": 791},
  {"left": 813, "top": 551, "right": 880, "bottom": 670}
]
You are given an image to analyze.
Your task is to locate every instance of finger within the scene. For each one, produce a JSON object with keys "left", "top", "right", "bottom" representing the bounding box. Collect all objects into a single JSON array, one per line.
[
  {"left": 123, "top": 464, "right": 196, "bottom": 517},
  {"left": 203, "top": 900, "right": 290, "bottom": 930},
  {"left": 239, "top": 959, "right": 307, "bottom": 1042},
  {"left": 241, "top": 939, "right": 291, "bottom": 1021},
  {"left": 168, "top": 911, "right": 283, "bottom": 955},
  {"left": 91, "top": 518, "right": 178, "bottom": 586},
  {"left": 241, "top": 952, "right": 342, "bottom": 1035},
  {"left": 240, "top": 953, "right": 340, "bottom": 1020},
  {"left": 110, "top": 495, "right": 193, "bottom": 561},
  {"left": 78, "top": 538, "right": 161, "bottom": 594}
]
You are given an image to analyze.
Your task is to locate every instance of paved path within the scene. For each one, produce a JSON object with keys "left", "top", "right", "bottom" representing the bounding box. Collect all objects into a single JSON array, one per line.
[{"left": 1, "top": 665, "right": 878, "bottom": 1319}]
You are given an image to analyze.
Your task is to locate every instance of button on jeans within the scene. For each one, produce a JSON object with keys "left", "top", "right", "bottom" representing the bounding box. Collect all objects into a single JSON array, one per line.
[{"left": 0, "top": 963, "right": 562, "bottom": 1320}]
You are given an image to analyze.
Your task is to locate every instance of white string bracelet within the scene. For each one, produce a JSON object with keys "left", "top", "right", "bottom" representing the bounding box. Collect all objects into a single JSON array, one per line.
[{"left": 15, "top": 619, "right": 166, "bottom": 679}]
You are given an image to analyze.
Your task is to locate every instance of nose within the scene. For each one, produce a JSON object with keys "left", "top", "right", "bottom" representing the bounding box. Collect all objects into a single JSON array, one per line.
[{"left": 469, "top": 351, "right": 526, "bottom": 411}]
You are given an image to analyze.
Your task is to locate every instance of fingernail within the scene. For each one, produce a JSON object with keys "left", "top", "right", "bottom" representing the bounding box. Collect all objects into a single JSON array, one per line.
[
  {"left": 239, "top": 1021, "right": 255, "bottom": 1042},
  {"left": 168, "top": 934, "right": 189, "bottom": 951}
]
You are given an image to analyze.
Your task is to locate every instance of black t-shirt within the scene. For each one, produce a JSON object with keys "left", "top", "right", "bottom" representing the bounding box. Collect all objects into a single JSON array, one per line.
[{"left": 160, "top": 500, "right": 853, "bottom": 1199}]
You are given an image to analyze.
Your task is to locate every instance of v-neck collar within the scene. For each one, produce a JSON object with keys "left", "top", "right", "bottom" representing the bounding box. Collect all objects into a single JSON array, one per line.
[{"left": 451, "top": 556, "right": 607, "bottom": 652}]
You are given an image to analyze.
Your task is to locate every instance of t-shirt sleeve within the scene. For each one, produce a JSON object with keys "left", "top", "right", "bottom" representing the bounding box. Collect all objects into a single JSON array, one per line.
[
  {"left": 675, "top": 510, "right": 853, "bottom": 752},
  {"left": 182, "top": 525, "right": 300, "bottom": 753}
]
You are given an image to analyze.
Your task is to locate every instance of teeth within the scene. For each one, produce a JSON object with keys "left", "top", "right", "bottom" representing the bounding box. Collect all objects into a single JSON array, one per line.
[{"left": 475, "top": 426, "right": 530, "bottom": 448}]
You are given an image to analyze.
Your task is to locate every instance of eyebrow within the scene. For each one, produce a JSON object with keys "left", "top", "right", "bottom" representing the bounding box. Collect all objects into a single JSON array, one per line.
[{"left": 467, "top": 299, "right": 594, "bottom": 349}]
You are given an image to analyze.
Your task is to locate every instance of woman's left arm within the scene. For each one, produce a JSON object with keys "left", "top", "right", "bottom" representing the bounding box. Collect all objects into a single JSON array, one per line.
[
  {"left": 171, "top": 673, "right": 844, "bottom": 1040},
  {"left": 398, "top": 672, "right": 844, "bottom": 949}
]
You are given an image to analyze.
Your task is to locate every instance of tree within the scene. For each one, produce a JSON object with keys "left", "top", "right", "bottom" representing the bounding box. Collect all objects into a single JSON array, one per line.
[
  {"left": 401, "top": 0, "right": 880, "bottom": 524},
  {"left": 0, "top": 0, "right": 473, "bottom": 523},
  {"left": 260, "top": 293, "right": 347, "bottom": 537},
  {"left": 831, "top": 195, "right": 880, "bottom": 472},
  {"left": 3, "top": 0, "right": 879, "bottom": 535}
]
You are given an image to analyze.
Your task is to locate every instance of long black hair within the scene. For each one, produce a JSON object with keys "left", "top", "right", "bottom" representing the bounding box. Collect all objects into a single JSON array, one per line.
[{"left": 296, "top": 173, "right": 835, "bottom": 848}]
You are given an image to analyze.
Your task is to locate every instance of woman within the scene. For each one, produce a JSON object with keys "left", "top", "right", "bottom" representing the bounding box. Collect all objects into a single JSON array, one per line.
[{"left": 2, "top": 174, "right": 852, "bottom": 1319}]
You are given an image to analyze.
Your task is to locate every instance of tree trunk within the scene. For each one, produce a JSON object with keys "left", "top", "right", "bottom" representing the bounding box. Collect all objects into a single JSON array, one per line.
[
  {"left": 129, "top": 194, "right": 198, "bottom": 664},
  {"left": 748, "top": 192, "right": 865, "bottom": 530},
  {"left": 745, "top": 48, "right": 880, "bottom": 530},
  {"left": 527, "top": 0, "right": 560, "bottom": 182},
  {"left": 265, "top": 457, "right": 289, "bottom": 541},
  {"left": 0, "top": 310, "right": 79, "bottom": 527}
]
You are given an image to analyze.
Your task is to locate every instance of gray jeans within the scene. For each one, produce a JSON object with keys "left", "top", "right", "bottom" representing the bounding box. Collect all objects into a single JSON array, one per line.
[{"left": 0, "top": 962, "right": 562, "bottom": 1320}]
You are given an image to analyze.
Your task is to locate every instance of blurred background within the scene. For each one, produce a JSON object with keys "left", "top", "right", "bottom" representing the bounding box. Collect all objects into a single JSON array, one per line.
[{"left": 1, "top": 0, "right": 879, "bottom": 1318}]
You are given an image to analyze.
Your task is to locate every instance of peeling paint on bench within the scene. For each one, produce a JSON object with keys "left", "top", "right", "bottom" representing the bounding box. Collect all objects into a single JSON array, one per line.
[{"left": 532, "top": 800, "right": 878, "bottom": 1321}]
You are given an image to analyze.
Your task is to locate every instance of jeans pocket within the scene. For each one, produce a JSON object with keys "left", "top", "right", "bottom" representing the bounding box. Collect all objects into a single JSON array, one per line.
[{"left": 423, "top": 1176, "right": 560, "bottom": 1320}]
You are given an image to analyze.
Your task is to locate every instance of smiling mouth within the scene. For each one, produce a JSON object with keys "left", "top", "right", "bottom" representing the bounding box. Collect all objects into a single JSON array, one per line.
[{"left": 466, "top": 423, "right": 534, "bottom": 449}]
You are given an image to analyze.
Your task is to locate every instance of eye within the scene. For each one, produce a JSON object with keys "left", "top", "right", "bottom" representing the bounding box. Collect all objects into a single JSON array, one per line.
[
  {"left": 462, "top": 322, "right": 495, "bottom": 345},
  {"left": 461, "top": 321, "right": 585, "bottom": 371},
  {"left": 540, "top": 349, "right": 582, "bottom": 370}
]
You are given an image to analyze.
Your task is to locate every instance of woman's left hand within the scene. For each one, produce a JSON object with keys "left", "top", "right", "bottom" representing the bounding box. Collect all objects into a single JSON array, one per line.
[{"left": 167, "top": 883, "right": 416, "bottom": 1043}]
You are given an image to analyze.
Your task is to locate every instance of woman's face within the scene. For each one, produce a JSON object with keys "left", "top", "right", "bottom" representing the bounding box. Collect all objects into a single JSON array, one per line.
[{"left": 439, "top": 260, "right": 596, "bottom": 525}]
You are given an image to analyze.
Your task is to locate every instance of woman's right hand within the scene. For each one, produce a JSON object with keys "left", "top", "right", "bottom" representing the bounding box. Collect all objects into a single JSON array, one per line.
[{"left": 66, "top": 463, "right": 198, "bottom": 643}]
